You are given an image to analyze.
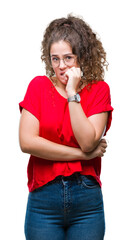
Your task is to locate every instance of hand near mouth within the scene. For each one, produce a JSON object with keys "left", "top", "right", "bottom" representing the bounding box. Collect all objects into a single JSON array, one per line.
[{"left": 65, "top": 67, "right": 81, "bottom": 97}]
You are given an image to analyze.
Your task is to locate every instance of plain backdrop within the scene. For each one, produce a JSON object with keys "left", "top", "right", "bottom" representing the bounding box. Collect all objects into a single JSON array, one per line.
[{"left": 0, "top": 0, "right": 132, "bottom": 239}]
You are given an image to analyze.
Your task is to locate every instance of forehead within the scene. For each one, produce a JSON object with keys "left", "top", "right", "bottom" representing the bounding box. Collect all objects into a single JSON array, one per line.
[{"left": 50, "top": 40, "right": 72, "bottom": 55}]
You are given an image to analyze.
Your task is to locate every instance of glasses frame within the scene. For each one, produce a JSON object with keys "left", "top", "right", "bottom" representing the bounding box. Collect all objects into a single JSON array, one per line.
[{"left": 50, "top": 54, "right": 77, "bottom": 68}]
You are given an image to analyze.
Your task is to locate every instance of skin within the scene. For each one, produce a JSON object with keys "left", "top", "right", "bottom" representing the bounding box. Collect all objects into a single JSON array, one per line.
[
  {"left": 19, "top": 40, "right": 108, "bottom": 160},
  {"left": 50, "top": 40, "right": 108, "bottom": 152},
  {"left": 19, "top": 110, "right": 107, "bottom": 160}
]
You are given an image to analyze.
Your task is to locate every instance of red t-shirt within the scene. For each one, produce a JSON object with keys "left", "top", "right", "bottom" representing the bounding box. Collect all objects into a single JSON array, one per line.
[{"left": 19, "top": 76, "right": 113, "bottom": 192}]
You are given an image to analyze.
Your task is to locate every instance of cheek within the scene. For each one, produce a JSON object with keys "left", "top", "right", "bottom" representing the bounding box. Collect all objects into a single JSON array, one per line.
[
  {"left": 52, "top": 66, "right": 57, "bottom": 74},
  {"left": 53, "top": 68, "right": 58, "bottom": 76},
  {"left": 74, "top": 60, "right": 80, "bottom": 68}
]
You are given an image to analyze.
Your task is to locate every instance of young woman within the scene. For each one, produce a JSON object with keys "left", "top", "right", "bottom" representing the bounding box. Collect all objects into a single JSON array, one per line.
[{"left": 19, "top": 14, "right": 113, "bottom": 240}]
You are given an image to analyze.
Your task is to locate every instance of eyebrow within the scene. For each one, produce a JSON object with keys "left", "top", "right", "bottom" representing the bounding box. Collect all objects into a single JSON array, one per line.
[{"left": 50, "top": 53, "right": 73, "bottom": 57}]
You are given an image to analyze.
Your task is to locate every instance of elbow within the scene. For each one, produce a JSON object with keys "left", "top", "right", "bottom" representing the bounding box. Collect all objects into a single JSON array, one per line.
[
  {"left": 20, "top": 144, "right": 28, "bottom": 154},
  {"left": 80, "top": 140, "right": 98, "bottom": 153},
  {"left": 81, "top": 144, "right": 94, "bottom": 153},
  {"left": 80, "top": 130, "right": 98, "bottom": 153},
  {"left": 19, "top": 139, "right": 30, "bottom": 154}
]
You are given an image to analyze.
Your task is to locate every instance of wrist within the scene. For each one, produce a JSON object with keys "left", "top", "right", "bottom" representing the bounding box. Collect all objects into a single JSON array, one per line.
[
  {"left": 75, "top": 148, "right": 85, "bottom": 160},
  {"left": 67, "top": 90, "right": 77, "bottom": 98},
  {"left": 67, "top": 92, "right": 81, "bottom": 103},
  {"left": 81, "top": 149, "right": 97, "bottom": 161}
]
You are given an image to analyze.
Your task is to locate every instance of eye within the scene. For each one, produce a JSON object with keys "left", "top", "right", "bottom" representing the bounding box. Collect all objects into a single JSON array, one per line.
[
  {"left": 64, "top": 56, "right": 74, "bottom": 63},
  {"left": 51, "top": 56, "right": 59, "bottom": 62},
  {"left": 65, "top": 56, "right": 73, "bottom": 60}
]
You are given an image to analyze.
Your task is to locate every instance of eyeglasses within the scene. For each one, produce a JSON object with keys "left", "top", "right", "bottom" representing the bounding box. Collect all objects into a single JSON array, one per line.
[{"left": 50, "top": 54, "right": 77, "bottom": 68}]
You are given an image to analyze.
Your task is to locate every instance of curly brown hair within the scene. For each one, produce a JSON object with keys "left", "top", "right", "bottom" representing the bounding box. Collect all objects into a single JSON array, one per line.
[{"left": 41, "top": 14, "right": 108, "bottom": 84}]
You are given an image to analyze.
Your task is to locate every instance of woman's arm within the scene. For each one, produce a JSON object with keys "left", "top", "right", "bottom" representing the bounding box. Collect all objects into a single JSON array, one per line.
[
  {"left": 19, "top": 109, "right": 107, "bottom": 161},
  {"left": 65, "top": 67, "right": 108, "bottom": 152},
  {"left": 68, "top": 102, "right": 108, "bottom": 152}
]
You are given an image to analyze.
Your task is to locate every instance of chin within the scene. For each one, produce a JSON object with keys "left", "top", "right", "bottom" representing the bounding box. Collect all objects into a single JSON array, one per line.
[
  {"left": 59, "top": 80, "right": 67, "bottom": 86},
  {"left": 62, "top": 79, "right": 68, "bottom": 85},
  {"left": 57, "top": 76, "right": 68, "bottom": 85}
]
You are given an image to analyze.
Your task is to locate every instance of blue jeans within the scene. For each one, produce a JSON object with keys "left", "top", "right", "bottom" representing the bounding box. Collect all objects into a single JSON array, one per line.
[{"left": 25, "top": 174, "right": 105, "bottom": 240}]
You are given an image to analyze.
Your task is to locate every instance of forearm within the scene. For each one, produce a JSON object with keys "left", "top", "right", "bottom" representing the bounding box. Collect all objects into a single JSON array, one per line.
[
  {"left": 66, "top": 68, "right": 108, "bottom": 153},
  {"left": 19, "top": 108, "right": 106, "bottom": 161},
  {"left": 20, "top": 135, "right": 88, "bottom": 161},
  {"left": 20, "top": 133, "right": 105, "bottom": 161},
  {"left": 68, "top": 102, "right": 97, "bottom": 152}
]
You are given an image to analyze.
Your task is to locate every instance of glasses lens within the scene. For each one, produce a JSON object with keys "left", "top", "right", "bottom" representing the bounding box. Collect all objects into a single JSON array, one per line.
[
  {"left": 51, "top": 57, "right": 59, "bottom": 67},
  {"left": 51, "top": 55, "right": 76, "bottom": 67},
  {"left": 64, "top": 56, "right": 75, "bottom": 66}
]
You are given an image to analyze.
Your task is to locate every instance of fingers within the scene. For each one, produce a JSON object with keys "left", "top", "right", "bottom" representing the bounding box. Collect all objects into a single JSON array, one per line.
[
  {"left": 99, "top": 138, "right": 109, "bottom": 147},
  {"left": 96, "top": 138, "right": 109, "bottom": 157},
  {"left": 65, "top": 67, "right": 81, "bottom": 79},
  {"left": 101, "top": 138, "right": 109, "bottom": 144},
  {"left": 99, "top": 147, "right": 106, "bottom": 157},
  {"left": 101, "top": 146, "right": 106, "bottom": 153},
  {"left": 101, "top": 143, "right": 107, "bottom": 149},
  {"left": 65, "top": 67, "right": 82, "bottom": 94}
]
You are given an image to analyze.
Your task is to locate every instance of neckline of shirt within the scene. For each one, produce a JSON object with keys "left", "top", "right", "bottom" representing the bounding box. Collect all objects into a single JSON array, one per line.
[{"left": 45, "top": 76, "right": 87, "bottom": 100}]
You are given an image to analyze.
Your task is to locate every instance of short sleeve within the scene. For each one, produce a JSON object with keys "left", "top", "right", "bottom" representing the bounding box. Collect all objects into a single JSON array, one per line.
[
  {"left": 19, "top": 76, "right": 41, "bottom": 120},
  {"left": 87, "top": 81, "right": 114, "bottom": 133}
]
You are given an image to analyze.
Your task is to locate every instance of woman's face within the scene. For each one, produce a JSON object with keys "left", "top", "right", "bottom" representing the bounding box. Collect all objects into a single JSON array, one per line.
[{"left": 50, "top": 40, "right": 79, "bottom": 87}]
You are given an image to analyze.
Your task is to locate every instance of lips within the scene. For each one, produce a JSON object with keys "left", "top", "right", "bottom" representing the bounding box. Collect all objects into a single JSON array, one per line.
[
  {"left": 59, "top": 72, "right": 68, "bottom": 83},
  {"left": 60, "top": 72, "right": 65, "bottom": 76}
]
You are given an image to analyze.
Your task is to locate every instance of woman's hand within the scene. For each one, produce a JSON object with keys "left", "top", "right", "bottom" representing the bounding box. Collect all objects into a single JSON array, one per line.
[
  {"left": 65, "top": 67, "right": 81, "bottom": 97},
  {"left": 93, "top": 138, "right": 108, "bottom": 157},
  {"left": 82, "top": 138, "right": 108, "bottom": 160}
]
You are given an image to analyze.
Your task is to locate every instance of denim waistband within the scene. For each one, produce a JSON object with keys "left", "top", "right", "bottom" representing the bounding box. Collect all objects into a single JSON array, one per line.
[{"left": 50, "top": 173, "right": 95, "bottom": 185}]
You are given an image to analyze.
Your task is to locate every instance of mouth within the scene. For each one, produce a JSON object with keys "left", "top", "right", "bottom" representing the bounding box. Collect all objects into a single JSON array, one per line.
[
  {"left": 60, "top": 72, "right": 65, "bottom": 76},
  {"left": 59, "top": 71, "right": 68, "bottom": 82},
  {"left": 60, "top": 72, "right": 68, "bottom": 80}
]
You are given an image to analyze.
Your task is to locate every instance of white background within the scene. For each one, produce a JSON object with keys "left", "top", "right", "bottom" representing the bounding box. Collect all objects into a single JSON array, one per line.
[{"left": 0, "top": 0, "right": 132, "bottom": 239}]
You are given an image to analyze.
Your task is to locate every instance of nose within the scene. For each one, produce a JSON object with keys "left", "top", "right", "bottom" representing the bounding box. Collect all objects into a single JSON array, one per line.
[{"left": 59, "top": 59, "right": 66, "bottom": 68}]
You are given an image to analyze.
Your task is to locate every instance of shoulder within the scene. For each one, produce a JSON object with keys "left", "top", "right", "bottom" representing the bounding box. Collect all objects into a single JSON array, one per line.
[
  {"left": 28, "top": 75, "right": 50, "bottom": 88},
  {"left": 89, "top": 81, "right": 111, "bottom": 97},
  {"left": 91, "top": 80, "right": 110, "bottom": 91}
]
